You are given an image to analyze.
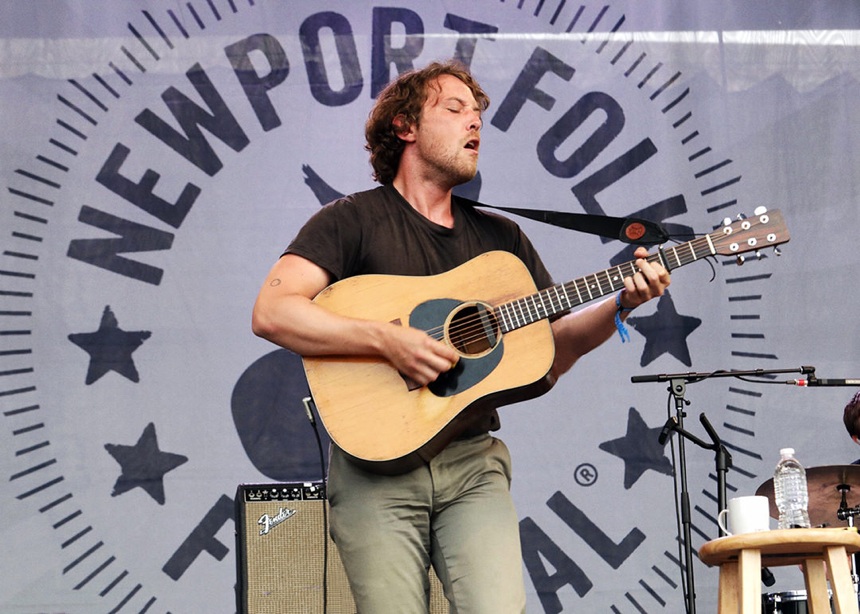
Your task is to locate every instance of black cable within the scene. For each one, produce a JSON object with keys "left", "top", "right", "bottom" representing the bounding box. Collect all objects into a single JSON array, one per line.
[{"left": 304, "top": 396, "right": 329, "bottom": 613}]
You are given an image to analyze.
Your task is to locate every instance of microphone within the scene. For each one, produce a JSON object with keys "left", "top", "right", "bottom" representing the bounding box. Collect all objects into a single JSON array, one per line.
[
  {"left": 761, "top": 567, "right": 776, "bottom": 587},
  {"left": 809, "top": 378, "right": 860, "bottom": 386},
  {"left": 785, "top": 378, "right": 860, "bottom": 387}
]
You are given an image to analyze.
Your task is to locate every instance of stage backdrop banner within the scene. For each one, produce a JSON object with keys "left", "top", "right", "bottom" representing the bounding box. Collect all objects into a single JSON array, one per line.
[{"left": 2, "top": 1, "right": 860, "bottom": 612}]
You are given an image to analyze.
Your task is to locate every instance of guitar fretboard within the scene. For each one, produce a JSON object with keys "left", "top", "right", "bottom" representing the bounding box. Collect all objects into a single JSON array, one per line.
[{"left": 493, "top": 233, "right": 717, "bottom": 334}]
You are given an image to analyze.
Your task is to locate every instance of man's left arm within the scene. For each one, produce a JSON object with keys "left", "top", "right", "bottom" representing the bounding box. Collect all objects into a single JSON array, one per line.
[{"left": 550, "top": 246, "right": 670, "bottom": 378}]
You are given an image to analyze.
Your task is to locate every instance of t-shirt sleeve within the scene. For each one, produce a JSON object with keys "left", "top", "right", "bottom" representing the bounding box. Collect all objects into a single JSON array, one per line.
[{"left": 282, "top": 199, "right": 360, "bottom": 282}]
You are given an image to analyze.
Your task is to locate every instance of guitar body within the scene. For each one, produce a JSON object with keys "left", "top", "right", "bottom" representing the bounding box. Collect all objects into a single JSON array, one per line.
[{"left": 303, "top": 251, "right": 556, "bottom": 475}]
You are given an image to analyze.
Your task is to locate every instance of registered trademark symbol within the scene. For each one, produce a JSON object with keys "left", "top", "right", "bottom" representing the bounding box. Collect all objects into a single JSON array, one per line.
[{"left": 574, "top": 463, "right": 598, "bottom": 487}]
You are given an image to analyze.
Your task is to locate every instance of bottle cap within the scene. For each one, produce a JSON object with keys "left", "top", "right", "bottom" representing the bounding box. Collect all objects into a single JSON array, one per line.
[{"left": 779, "top": 447, "right": 795, "bottom": 457}]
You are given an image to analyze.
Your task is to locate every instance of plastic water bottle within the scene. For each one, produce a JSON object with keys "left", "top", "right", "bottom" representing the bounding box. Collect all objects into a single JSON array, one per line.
[{"left": 773, "top": 447, "right": 811, "bottom": 529}]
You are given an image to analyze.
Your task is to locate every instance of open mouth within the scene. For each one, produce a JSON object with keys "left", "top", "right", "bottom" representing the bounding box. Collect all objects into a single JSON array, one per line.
[{"left": 464, "top": 138, "right": 480, "bottom": 152}]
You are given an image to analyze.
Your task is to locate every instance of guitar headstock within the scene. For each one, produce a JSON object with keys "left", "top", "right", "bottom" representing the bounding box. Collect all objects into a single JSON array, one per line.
[{"left": 709, "top": 208, "right": 790, "bottom": 258}]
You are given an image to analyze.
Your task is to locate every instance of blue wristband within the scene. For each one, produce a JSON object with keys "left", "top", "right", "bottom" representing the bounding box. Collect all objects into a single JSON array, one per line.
[{"left": 614, "top": 291, "right": 634, "bottom": 343}]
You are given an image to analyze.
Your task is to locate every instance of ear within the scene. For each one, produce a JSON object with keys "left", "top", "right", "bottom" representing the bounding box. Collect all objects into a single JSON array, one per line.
[
  {"left": 853, "top": 435, "right": 859, "bottom": 445},
  {"left": 392, "top": 114, "right": 416, "bottom": 143}
]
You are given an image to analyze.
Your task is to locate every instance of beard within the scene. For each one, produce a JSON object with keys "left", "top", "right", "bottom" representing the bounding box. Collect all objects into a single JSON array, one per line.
[{"left": 416, "top": 136, "right": 478, "bottom": 188}]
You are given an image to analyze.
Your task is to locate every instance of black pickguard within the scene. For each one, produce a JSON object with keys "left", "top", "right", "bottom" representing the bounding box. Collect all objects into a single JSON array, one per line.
[{"left": 409, "top": 298, "right": 503, "bottom": 397}]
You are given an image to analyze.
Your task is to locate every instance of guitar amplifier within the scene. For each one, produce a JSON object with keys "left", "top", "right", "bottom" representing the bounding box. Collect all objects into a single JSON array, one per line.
[{"left": 235, "top": 481, "right": 450, "bottom": 613}]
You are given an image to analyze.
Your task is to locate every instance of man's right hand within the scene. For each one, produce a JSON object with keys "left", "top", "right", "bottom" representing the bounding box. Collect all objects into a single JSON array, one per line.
[{"left": 379, "top": 324, "right": 459, "bottom": 387}]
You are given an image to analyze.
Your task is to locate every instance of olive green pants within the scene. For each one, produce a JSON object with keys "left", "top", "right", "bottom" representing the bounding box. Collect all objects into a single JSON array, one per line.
[{"left": 327, "top": 434, "right": 527, "bottom": 614}]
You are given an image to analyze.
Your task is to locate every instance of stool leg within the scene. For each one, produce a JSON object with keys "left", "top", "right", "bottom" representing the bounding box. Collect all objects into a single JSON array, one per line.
[
  {"left": 718, "top": 562, "right": 739, "bottom": 614},
  {"left": 737, "top": 548, "right": 762, "bottom": 614},
  {"left": 803, "top": 558, "right": 832, "bottom": 614},
  {"left": 824, "top": 546, "right": 860, "bottom": 614}
]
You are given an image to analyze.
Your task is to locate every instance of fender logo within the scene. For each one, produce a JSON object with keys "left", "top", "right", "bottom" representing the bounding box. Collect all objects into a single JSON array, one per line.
[{"left": 258, "top": 507, "right": 297, "bottom": 536}]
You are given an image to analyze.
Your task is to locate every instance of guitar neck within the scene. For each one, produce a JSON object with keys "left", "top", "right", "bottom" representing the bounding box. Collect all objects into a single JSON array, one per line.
[{"left": 494, "top": 235, "right": 714, "bottom": 334}]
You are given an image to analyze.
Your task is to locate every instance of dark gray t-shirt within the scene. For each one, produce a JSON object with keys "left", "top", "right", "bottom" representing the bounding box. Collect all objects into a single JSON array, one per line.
[{"left": 286, "top": 184, "right": 553, "bottom": 283}]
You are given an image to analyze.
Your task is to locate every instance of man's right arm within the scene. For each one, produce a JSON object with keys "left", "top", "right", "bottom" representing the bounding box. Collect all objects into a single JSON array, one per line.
[{"left": 251, "top": 254, "right": 458, "bottom": 386}]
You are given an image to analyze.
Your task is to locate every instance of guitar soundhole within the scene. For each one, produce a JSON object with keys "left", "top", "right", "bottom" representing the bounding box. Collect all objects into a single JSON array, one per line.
[{"left": 446, "top": 302, "right": 500, "bottom": 357}]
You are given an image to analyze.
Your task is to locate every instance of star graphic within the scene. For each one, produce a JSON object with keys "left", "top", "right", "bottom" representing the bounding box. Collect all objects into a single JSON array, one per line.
[
  {"left": 104, "top": 422, "right": 188, "bottom": 505},
  {"left": 625, "top": 291, "right": 702, "bottom": 367},
  {"left": 68, "top": 305, "right": 151, "bottom": 384},
  {"left": 599, "top": 407, "right": 674, "bottom": 489}
]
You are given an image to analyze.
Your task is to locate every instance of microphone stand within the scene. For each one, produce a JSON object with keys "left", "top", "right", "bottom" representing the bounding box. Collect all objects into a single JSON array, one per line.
[
  {"left": 667, "top": 377, "right": 696, "bottom": 614},
  {"left": 657, "top": 379, "right": 734, "bottom": 614},
  {"left": 632, "top": 366, "right": 813, "bottom": 614}
]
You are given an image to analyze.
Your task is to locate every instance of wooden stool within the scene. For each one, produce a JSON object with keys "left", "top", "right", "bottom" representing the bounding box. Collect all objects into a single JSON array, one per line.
[{"left": 699, "top": 527, "right": 860, "bottom": 614}]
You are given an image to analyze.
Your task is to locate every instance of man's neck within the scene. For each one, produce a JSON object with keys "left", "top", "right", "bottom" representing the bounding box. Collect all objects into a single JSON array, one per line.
[{"left": 392, "top": 174, "right": 455, "bottom": 228}]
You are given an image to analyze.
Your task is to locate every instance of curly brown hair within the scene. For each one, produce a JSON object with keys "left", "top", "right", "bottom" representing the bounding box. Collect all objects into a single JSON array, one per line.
[{"left": 365, "top": 60, "right": 490, "bottom": 185}]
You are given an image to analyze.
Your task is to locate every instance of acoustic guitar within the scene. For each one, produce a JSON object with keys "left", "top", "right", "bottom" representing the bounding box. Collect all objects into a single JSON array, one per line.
[{"left": 303, "top": 209, "right": 789, "bottom": 474}]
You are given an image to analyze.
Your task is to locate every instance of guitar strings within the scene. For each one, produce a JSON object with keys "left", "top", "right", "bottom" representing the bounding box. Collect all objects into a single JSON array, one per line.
[
  {"left": 422, "top": 218, "right": 780, "bottom": 350},
  {"left": 415, "top": 233, "right": 723, "bottom": 350},
  {"left": 416, "top": 257, "right": 645, "bottom": 347}
]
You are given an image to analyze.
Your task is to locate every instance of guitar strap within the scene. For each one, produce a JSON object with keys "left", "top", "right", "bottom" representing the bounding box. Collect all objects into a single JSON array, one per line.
[
  {"left": 474, "top": 203, "right": 670, "bottom": 246},
  {"left": 301, "top": 166, "right": 668, "bottom": 245}
]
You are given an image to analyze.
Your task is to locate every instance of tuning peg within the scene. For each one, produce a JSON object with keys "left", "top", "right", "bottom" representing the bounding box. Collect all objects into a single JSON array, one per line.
[
  {"left": 754, "top": 206, "right": 768, "bottom": 216},
  {"left": 755, "top": 250, "right": 762, "bottom": 260},
  {"left": 723, "top": 217, "right": 732, "bottom": 226},
  {"left": 736, "top": 255, "right": 745, "bottom": 266},
  {"left": 774, "top": 247, "right": 782, "bottom": 257},
  {"left": 736, "top": 213, "right": 746, "bottom": 221}
]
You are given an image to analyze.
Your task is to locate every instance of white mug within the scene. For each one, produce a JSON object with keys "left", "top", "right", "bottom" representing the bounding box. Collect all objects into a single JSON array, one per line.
[{"left": 717, "top": 495, "right": 771, "bottom": 535}]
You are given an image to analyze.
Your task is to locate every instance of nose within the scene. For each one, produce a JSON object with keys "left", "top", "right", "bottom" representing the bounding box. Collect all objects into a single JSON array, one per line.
[{"left": 468, "top": 113, "right": 482, "bottom": 132}]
